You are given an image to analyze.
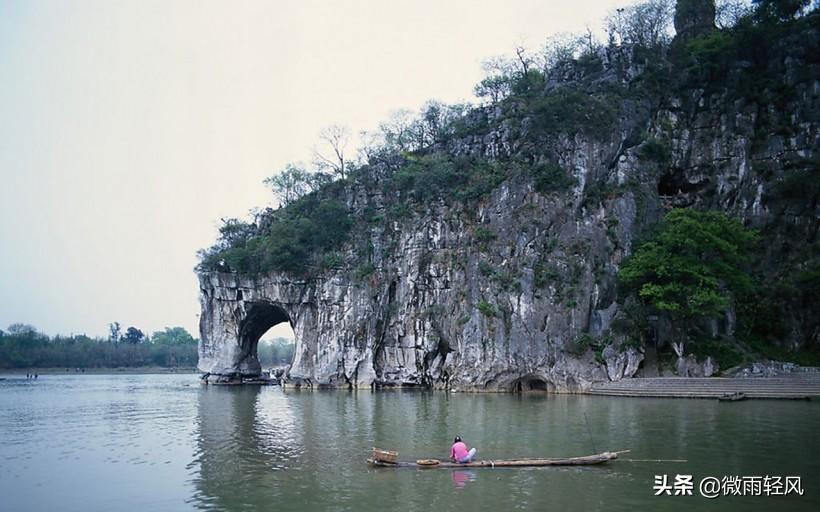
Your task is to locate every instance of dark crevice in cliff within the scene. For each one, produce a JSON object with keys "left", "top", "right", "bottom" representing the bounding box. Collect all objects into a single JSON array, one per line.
[
  {"left": 657, "top": 169, "right": 709, "bottom": 196},
  {"left": 511, "top": 376, "right": 552, "bottom": 393},
  {"left": 371, "top": 278, "right": 398, "bottom": 380}
]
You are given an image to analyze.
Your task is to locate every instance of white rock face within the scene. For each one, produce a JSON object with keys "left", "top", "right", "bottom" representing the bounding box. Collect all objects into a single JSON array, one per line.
[
  {"left": 604, "top": 346, "right": 645, "bottom": 381},
  {"left": 673, "top": 354, "right": 719, "bottom": 378}
]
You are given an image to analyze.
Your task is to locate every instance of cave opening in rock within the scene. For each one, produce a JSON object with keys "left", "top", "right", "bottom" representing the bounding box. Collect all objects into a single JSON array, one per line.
[
  {"left": 238, "top": 302, "right": 295, "bottom": 374},
  {"left": 657, "top": 171, "right": 708, "bottom": 196},
  {"left": 511, "top": 376, "right": 552, "bottom": 393}
]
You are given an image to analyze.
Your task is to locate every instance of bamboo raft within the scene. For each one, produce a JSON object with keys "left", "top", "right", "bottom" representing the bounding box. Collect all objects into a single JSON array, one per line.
[{"left": 368, "top": 449, "right": 627, "bottom": 468}]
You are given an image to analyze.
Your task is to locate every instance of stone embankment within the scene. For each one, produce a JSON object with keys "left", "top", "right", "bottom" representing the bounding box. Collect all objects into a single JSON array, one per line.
[{"left": 587, "top": 373, "right": 820, "bottom": 399}]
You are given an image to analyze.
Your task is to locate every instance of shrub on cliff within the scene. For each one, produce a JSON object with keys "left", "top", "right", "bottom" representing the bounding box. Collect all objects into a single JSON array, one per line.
[
  {"left": 199, "top": 198, "right": 351, "bottom": 274},
  {"left": 532, "top": 161, "right": 576, "bottom": 193},
  {"left": 389, "top": 153, "right": 505, "bottom": 204},
  {"left": 514, "top": 87, "right": 620, "bottom": 141}
]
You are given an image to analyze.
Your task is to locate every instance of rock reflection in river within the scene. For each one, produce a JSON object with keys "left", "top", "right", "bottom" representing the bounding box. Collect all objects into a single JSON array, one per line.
[{"left": 190, "top": 385, "right": 305, "bottom": 511}]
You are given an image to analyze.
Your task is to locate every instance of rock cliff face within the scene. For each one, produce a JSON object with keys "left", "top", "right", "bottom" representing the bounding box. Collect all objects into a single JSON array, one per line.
[
  {"left": 197, "top": 172, "right": 646, "bottom": 391},
  {"left": 198, "top": 10, "right": 819, "bottom": 390}
]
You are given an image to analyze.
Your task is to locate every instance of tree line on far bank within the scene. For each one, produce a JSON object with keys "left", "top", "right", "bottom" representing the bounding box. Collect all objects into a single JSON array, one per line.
[{"left": 0, "top": 324, "right": 295, "bottom": 370}]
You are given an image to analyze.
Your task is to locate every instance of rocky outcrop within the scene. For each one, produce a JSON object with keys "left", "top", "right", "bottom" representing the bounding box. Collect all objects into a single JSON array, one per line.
[
  {"left": 673, "top": 0, "right": 716, "bottom": 42},
  {"left": 197, "top": 172, "right": 642, "bottom": 391},
  {"left": 726, "top": 361, "right": 820, "bottom": 378},
  {"left": 197, "top": 13, "right": 818, "bottom": 391},
  {"left": 674, "top": 355, "right": 718, "bottom": 378}
]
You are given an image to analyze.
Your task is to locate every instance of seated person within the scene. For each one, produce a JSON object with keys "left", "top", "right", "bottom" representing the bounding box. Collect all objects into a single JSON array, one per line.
[{"left": 450, "top": 436, "right": 477, "bottom": 463}]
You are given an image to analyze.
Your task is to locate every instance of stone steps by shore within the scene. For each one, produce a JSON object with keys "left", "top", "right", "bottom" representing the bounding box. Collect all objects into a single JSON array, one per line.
[{"left": 587, "top": 376, "right": 820, "bottom": 399}]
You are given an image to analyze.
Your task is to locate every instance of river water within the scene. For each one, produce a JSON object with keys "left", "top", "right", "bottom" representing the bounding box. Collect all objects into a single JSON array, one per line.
[{"left": 0, "top": 373, "right": 817, "bottom": 511}]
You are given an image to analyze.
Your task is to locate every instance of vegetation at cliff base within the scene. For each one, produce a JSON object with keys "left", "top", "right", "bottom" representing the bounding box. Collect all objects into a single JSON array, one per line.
[
  {"left": 619, "top": 209, "right": 758, "bottom": 347},
  {"left": 620, "top": 209, "right": 757, "bottom": 318}
]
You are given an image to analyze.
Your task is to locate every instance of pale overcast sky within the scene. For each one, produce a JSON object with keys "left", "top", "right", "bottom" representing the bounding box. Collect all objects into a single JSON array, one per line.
[{"left": 0, "top": 0, "right": 635, "bottom": 339}]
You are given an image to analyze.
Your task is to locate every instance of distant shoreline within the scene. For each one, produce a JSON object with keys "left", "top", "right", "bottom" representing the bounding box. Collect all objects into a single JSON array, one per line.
[{"left": 0, "top": 366, "right": 198, "bottom": 375}]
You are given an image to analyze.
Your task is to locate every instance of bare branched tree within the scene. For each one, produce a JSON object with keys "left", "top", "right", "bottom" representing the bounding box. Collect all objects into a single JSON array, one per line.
[
  {"left": 514, "top": 45, "right": 534, "bottom": 75},
  {"left": 378, "top": 110, "right": 415, "bottom": 153},
  {"left": 605, "top": 0, "right": 674, "bottom": 48},
  {"left": 357, "top": 129, "right": 386, "bottom": 164},
  {"left": 580, "top": 26, "right": 602, "bottom": 58},
  {"left": 313, "top": 124, "right": 351, "bottom": 179},
  {"left": 716, "top": 0, "right": 753, "bottom": 28},
  {"left": 541, "top": 33, "right": 584, "bottom": 70}
]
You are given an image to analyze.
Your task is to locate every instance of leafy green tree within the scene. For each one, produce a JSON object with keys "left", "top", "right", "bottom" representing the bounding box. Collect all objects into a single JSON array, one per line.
[
  {"left": 619, "top": 209, "right": 757, "bottom": 356},
  {"left": 7, "top": 323, "right": 38, "bottom": 336},
  {"left": 474, "top": 74, "right": 512, "bottom": 104},
  {"left": 150, "top": 326, "right": 196, "bottom": 345},
  {"left": 148, "top": 327, "right": 198, "bottom": 366},
  {"left": 264, "top": 163, "right": 313, "bottom": 207},
  {"left": 215, "top": 218, "right": 255, "bottom": 249},
  {"left": 257, "top": 337, "right": 295, "bottom": 366},
  {"left": 123, "top": 327, "right": 145, "bottom": 344}
]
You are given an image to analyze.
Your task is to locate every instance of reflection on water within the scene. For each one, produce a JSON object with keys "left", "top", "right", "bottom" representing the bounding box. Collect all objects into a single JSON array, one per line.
[
  {"left": 1, "top": 374, "right": 819, "bottom": 512},
  {"left": 0, "top": 374, "right": 200, "bottom": 512},
  {"left": 190, "top": 387, "right": 389, "bottom": 511},
  {"left": 187, "top": 387, "right": 820, "bottom": 512},
  {"left": 451, "top": 470, "right": 477, "bottom": 489}
]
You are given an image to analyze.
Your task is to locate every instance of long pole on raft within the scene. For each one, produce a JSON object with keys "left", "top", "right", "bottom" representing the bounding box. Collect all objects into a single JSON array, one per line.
[
  {"left": 583, "top": 412, "right": 598, "bottom": 453},
  {"left": 611, "top": 449, "right": 687, "bottom": 463},
  {"left": 619, "top": 458, "right": 688, "bottom": 463}
]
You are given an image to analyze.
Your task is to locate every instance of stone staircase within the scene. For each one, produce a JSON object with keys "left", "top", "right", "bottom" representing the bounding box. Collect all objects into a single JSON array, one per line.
[{"left": 587, "top": 374, "right": 820, "bottom": 399}]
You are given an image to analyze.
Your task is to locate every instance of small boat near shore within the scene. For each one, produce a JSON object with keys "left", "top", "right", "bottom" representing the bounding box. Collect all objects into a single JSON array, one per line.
[
  {"left": 718, "top": 392, "right": 747, "bottom": 402},
  {"left": 368, "top": 449, "right": 627, "bottom": 468}
]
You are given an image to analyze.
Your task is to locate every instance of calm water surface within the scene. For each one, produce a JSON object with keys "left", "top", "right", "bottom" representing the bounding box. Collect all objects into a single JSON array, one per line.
[{"left": 0, "top": 374, "right": 817, "bottom": 511}]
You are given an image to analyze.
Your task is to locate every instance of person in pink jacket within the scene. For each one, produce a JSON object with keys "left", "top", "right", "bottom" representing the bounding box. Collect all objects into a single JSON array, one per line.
[{"left": 450, "top": 436, "right": 477, "bottom": 463}]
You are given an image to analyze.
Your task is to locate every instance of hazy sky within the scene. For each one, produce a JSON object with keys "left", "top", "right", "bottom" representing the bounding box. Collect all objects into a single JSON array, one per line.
[{"left": 0, "top": 0, "right": 635, "bottom": 339}]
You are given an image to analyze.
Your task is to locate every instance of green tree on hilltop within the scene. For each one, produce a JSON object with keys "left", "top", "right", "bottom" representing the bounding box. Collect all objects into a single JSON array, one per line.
[{"left": 619, "top": 209, "right": 758, "bottom": 357}]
